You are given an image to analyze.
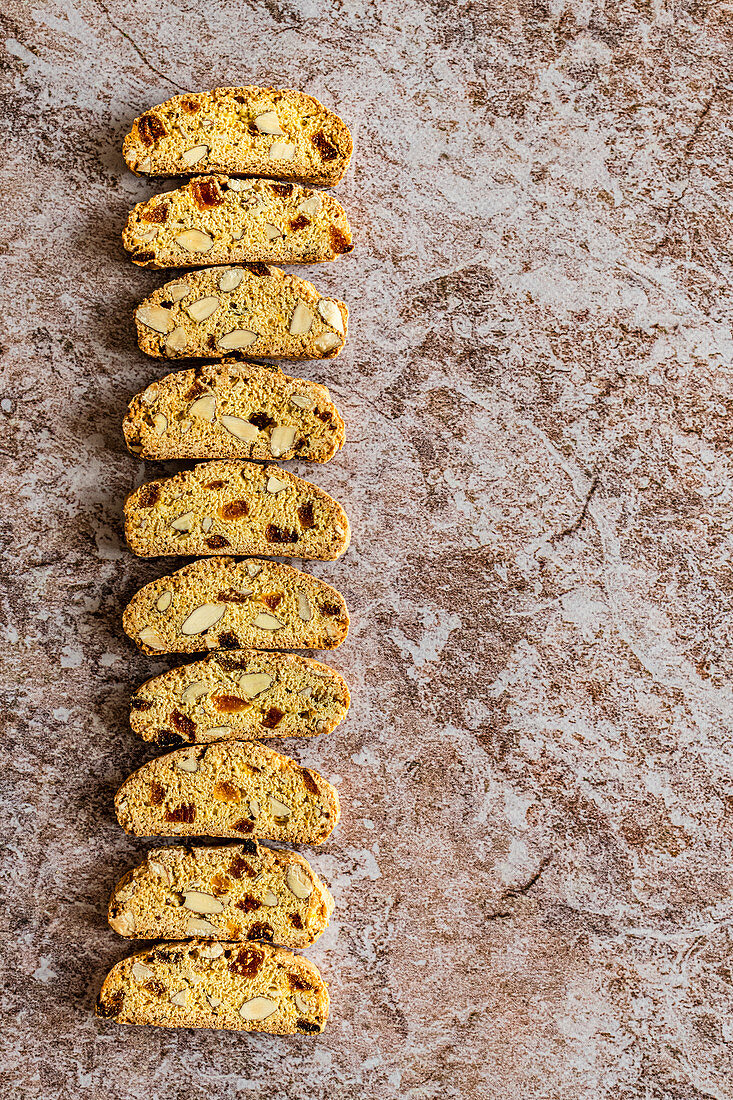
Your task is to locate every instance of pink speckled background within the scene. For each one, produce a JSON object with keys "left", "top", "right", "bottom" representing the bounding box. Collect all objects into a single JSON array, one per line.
[{"left": 2, "top": 1, "right": 733, "bottom": 1097}]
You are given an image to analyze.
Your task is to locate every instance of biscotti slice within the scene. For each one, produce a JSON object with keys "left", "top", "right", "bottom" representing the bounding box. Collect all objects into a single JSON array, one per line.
[
  {"left": 122, "top": 86, "right": 352, "bottom": 187},
  {"left": 123, "top": 361, "right": 345, "bottom": 463},
  {"left": 123, "top": 177, "right": 353, "bottom": 268},
  {"left": 123, "top": 557, "right": 348, "bottom": 655},
  {"left": 124, "top": 460, "right": 350, "bottom": 561},
  {"left": 114, "top": 739, "right": 340, "bottom": 843},
  {"left": 135, "top": 264, "right": 347, "bottom": 361},
  {"left": 96, "top": 939, "right": 329, "bottom": 1033},
  {"left": 130, "top": 650, "right": 350, "bottom": 746},
  {"left": 108, "top": 841, "right": 334, "bottom": 948}
]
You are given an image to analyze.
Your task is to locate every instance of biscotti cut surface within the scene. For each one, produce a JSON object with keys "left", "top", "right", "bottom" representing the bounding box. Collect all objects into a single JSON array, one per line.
[
  {"left": 122, "top": 86, "right": 352, "bottom": 187},
  {"left": 135, "top": 264, "right": 347, "bottom": 361},
  {"left": 114, "top": 739, "right": 340, "bottom": 843},
  {"left": 123, "top": 361, "right": 345, "bottom": 464},
  {"left": 96, "top": 939, "right": 329, "bottom": 1033},
  {"left": 123, "top": 557, "right": 348, "bottom": 655},
  {"left": 130, "top": 650, "right": 350, "bottom": 746},
  {"left": 108, "top": 841, "right": 334, "bottom": 948},
  {"left": 123, "top": 176, "right": 353, "bottom": 268},
  {"left": 124, "top": 460, "right": 350, "bottom": 561}
]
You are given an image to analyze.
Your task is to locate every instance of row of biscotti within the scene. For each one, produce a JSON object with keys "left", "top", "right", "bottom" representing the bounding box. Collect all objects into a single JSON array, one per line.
[{"left": 98, "top": 740, "right": 340, "bottom": 1031}]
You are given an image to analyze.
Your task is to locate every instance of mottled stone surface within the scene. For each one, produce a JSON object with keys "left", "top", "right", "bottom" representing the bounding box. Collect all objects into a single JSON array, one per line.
[{"left": 2, "top": 0, "right": 733, "bottom": 1096}]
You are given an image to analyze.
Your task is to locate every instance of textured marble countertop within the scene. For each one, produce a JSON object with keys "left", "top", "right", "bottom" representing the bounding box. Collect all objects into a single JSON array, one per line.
[{"left": 2, "top": 1, "right": 733, "bottom": 1097}]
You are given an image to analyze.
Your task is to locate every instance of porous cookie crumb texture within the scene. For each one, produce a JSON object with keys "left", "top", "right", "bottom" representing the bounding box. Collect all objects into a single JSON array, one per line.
[
  {"left": 114, "top": 739, "right": 340, "bottom": 843},
  {"left": 124, "top": 460, "right": 350, "bottom": 561},
  {"left": 122, "top": 556, "right": 349, "bottom": 655},
  {"left": 130, "top": 649, "right": 350, "bottom": 746},
  {"left": 108, "top": 841, "right": 334, "bottom": 948},
  {"left": 134, "top": 264, "right": 347, "bottom": 361},
  {"left": 123, "top": 360, "right": 345, "bottom": 464},
  {"left": 123, "top": 176, "right": 353, "bottom": 268},
  {"left": 122, "top": 86, "right": 352, "bottom": 188},
  {"left": 96, "top": 938, "right": 329, "bottom": 1033}
]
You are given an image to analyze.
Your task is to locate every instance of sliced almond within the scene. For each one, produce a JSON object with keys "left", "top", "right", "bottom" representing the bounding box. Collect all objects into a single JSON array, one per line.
[
  {"left": 156, "top": 590, "right": 173, "bottom": 612},
  {"left": 175, "top": 228, "right": 214, "bottom": 253},
  {"left": 270, "top": 797, "right": 291, "bottom": 818},
  {"left": 218, "top": 329, "right": 258, "bottom": 350},
  {"left": 228, "top": 178, "right": 256, "bottom": 191},
  {"left": 166, "top": 326, "right": 188, "bottom": 352},
  {"left": 318, "top": 300, "right": 345, "bottom": 335},
  {"left": 220, "top": 415, "right": 258, "bottom": 441},
  {"left": 246, "top": 561, "right": 262, "bottom": 578},
  {"left": 168, "top": 283, "right": 191, "bottom": 302},
  {"left": 176, "top": 755, "right": 200, "bottom": 773},
  {"left": 289, "top": 301, "right": 314, "bottom": 336},
  {"left": 286, "top": 864, "right": 313, "bottom": 899},
  {"left": 290, "top": 393, "right": 315, "bottom": 410},
  {"left": 313, "top": 332, "right": 342, "bottom": 354},
  {"left": 139, "top": 626, "right": 166, "bottom": 651},
  {"left": 153, "top": 412, "right": 168, "bottom": 434},
  {"left": 183, "top": 890, "right": 225, "bottom": 915},
  {"left": 268, "top": 141, "right": 295, "bottom": 161},
  {"left": 180, "top": 603, "right": 226, "bottom": 635},
  {"left": 180, "top": 144, "right": 208, "bottom": 167},
  {"left": 266, "top": 474, "right": 290, "bottom": 494},
  {"left": 187, "top": 916, "right": 217, "bottom": 935},
  {"left": 238, "top": 672, "right": 273, "bottom": 697},
  {"left": 131, "top": 961, "right": 154, "bottom": 982},
  {"left": 297, "top": 593, "right": 313, "bottom": 622},
  {"left": 170, "top": 988, "right": 189, "bottom": 1006},
  {"left": 254, "top": 110, "right": 284, "bottom": 135},
  {"left": 199, "top": 940, "right": 224, "bottom": 957},
  {"left": 170, "top": 511, "right": 194, "bottom": 531},
  {"left": 202, "top": 516, "right": 213, "bottom": 531},
  {"left": 262, "top": 889, "right": 278, "bottom": 907},
  {"left": 205, "top": 725, "right": 234, "bottom": 737},
  {"left": 138, "top": 156, "right": 152, "bottom": 173},
  {"left": 181, "top": 680, "right": 208, "bottom": 704},
  {"left": 239, "top": 996, "right": 278, "bottom": 1021},
  {"left": 253, "top": 612, "right": 283, "bottom": 631},
  {"left": 270, "top": 426, "right": 296, "bottom": 457},
  {"left": 294, "top": 992, "right": 311, "bottom": 1013},
  {"left": 189, "top": 394, "right": 216, "bottom": 421},
  {"left": 218, "top": 268, "right": 244, "bottom": 292},
  {"left": 109, "top": 911, "right": 136, "bottom": 936},
  {"left": 248, "top": 797, "right": 261, "bottom": 817},
  {"left": 263, "top": 222, "right": 283, "bottom": 240},
  {"left": 136, "top": 226, "right": 159, "bottom": 243},
  {"left": 206, "top": 993, "right": 223, "bottom": 1008},
  {"left": 141, "top": 385, "right": 159, "bottom": 406},
  {"left": 187, "top": 296, "right": 220, "bottom": 322},
  {"left": 136, "top": 305, "right": 171, "bottom": 334},
  {"left": 298, "top": 193, "right": 322, "bottom": 216}
]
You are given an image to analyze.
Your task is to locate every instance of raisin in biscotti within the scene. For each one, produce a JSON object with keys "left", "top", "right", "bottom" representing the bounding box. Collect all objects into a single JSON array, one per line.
[
  {"left": 124, "top": 461, "right": 350, "bottom": 561},
  {"left": 122, "top": 86, "right": 352, "bottom": 187},
  {"left": 135, "top": 264, "right": 347, "bottom": 361},
  {"left": 108, "top": 841, "right": 334, "bottom": 948},
  {"left": 96, "top": 939, "right": 329, "bottom": 1033},
  {"left": 123, "top": 177, "right": 353, "bottom": 268},
  {"left": 123, "top": 361, "right": 345, "bottom": 464},
  {"left": 123, "top": 557, "right": 348, "bottom": 655},
  {"left": 130, "top": 650, "right": 350, "bottom": 746},
  {"left": 114, "top": 740, "right": 340, "bottom": 843}
]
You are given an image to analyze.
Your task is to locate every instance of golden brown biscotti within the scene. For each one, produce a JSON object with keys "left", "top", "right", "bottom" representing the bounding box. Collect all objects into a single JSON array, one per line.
[
  {"left": 130, "top": 650, "right": 350, "bottom": 746},
  {"left": 124, "top": 460, "right": 350, "bottom": 561},
  {"left": 123, "top": 361, "right": 345, "bottom": 464},
  {"left": 96, "top": 939, "right": 329, "bottom": 1033},
  {"left": 134, "top": 264, "right": 347, "bottom": 361},
  {"left": 108, "top": 841, "right": 334, "bottom": 948},
  {"left": 114, "top": 739, "right": 340, "bottom": 843},
  {"left": 122, "top": 86, "right": 352, "bottom": 187},
  {"left": 123, "top": 176, "right": 353, "bottom": 268},
  {"left": 123, "top": 557, "right": 349, "bottom": 655}
]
